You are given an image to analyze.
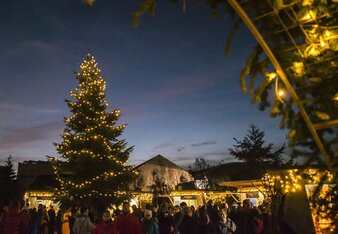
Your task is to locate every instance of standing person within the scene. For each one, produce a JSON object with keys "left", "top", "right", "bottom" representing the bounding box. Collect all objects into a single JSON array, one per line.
[
  {"left": 141, "top": 210, "right": 159, "bottom": 234},
  {"left": 174, "top": 202, "right": 186, "bottom": 233},
  {"left": 198, "top": 207, "right": 216, "bottom": 234},
  {"left": 151, "top": 206, "right": 158, "bottom": 222},
  {"left": 0, "top": 200, "right": 24, "bottom": 234},
  {"left": 115, "top": 202, "right": 142, "bottom": 234},
  {"left": 215, "top": 209, "right": 236, "bottom": 234},
  {"left": 61, "top": 210, "right": 71, "bottom": 234},
  {"left": 0, "top": 200, "right": 10, "bottom": 224},
  {"left": 72, "top": 207, "right": 93, "bottom": 234},
  {"left": 258, "top": 201, "right": 270, "bottom": 234},
  {"left": 29, "top": 208, "right": 38, "bottom": 234},
  {"left": 93, "top": 210, "right": 118, "bottom": 234},
  {"left": 37, "top": 204, "right": 43, "bottom": 234},
  {"left": 68, "top": 208, "right": 76, "bottom": 234},
  {"left": 41, "top": 206, "right": 49, "bottom": 234},
  {"left": 47, "top": 206, "right": 56, "bottom": 234},
  {"left": 113, "top": 206, "right": 121, "bottom": 218},
  {"left": 228, "top": 203, "right": 238, "bottom": 221},
  {"left": 132, "top": 205, "right": 144, "bottom": 223},
  {"left": 20, "top": 208, "right": 30, "bottom": 234},
  {"left": 233, "top": 199, "right": 258, "bottom": 234},
  {"left": 178, "top": 206, "right": 200, "bottom": 234},
  {"left": 157, "top": 205, "right": 175, "bottom": 234},
  {"left": 56, "top": 208, "right": 63, "bottom": 234},
  {"left": 250, "top": 208, "right": 263, "bottom": 234}
]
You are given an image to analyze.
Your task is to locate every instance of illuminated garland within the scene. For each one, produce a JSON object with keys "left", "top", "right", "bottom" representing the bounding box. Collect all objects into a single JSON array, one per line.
[
  {"left": 262, "top": 169, "right": 302, "bottom": 194},
  {"left": 52, "top": 53, "right": 137, "bottom": 208},
  {"left": 304, "top": 169, "right": 334, "bottom": 184}
]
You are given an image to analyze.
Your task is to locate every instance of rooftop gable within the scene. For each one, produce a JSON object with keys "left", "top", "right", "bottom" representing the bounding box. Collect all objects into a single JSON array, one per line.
[{"left": 134, "top": 155, "right": 187, "bottom": 172}]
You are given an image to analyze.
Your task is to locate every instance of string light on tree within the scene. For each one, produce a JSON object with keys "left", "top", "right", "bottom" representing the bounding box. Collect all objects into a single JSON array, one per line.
[
  {"left": 51, "top": 52, "right": 138, "bottom": 212},
  {"left": 262, "top": 169, "right": 301, "bottom": 195}
]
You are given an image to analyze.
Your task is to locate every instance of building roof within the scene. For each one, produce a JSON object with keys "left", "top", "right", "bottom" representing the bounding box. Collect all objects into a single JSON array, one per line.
[
  {"left": 218, "top": 180, "right": 263, "bottom": 188},
  {"left": 28, "top": 175, "right": 59, "bottom": 191},
  {"left": 17, "top": 160, "right": 54, "bottom": 178},
  {"left": 191, "top": 162, "right": 263, "bottom": 182},
  {"left": 134, "top": 154, "right": 188, "bottom": 172}
]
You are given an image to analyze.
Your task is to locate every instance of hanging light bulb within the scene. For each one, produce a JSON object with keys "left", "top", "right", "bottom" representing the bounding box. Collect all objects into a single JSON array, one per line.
[
  {"left": 278, "top": 89, "right": 285, "bottom": 98},
  {"left": 274, "top": 76, "right": 286, "bottom": 103}
]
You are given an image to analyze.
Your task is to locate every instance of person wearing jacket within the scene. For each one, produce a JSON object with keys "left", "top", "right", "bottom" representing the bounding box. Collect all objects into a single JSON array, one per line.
[
  {"left": 215, "top": 209, "right": 236, "bottom": 234},
  {"left": 72, "top": 207, "right": 93, "bottom": 234},
  {"left": 157, "top": 205, "right": 175, "bottom": 234},
  {"left": 178, "top": 206, "right": 200, "bottom": 234},
  {"left": 198, "top": 207, "right": 217, "bottom": 234},
  {"left": 93, "top": 210, "right": 119, "bottom": 234},
  {"left": 0, "top": 200, "right": 28, "bottom": 234},
  {"left": 115, "top": 202, "right": 142, "bottom": 234},
  {"left": 141, "top": 210, "right": 159, "bottom": 234}
]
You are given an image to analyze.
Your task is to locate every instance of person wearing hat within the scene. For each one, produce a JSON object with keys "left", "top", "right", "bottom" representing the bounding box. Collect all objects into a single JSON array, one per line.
[{"left": 141, "top": 209, "right": 159, "bottom": 234}]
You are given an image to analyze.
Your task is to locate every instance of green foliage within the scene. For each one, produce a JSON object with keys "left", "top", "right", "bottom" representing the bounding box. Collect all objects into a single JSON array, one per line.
[
  {"left": 133, "top": 0, "right": 338, "bottom": 169},
  {"left": 132, "top": 0, "right": 156, "bottom": 28},
  {"left": 0, "top": 156, "right": 23, "bottom": 203},
  {"left": 309, "top": 172, "right": 338, "bottom": 232},
  {"left": 188, "top": 157, "right": 210, "bottom": 171},
  {"left": 228, "top": 124, "right": 287, "bottom": 166},
  {"left": 53, "top": 53, "right": 137, "bottom": 212},
  {"left": 151, "top": 169, "right": 171, "bottom": 195},
  {"left": 4, "top": 155, "right": 16, "bottom": 180}
]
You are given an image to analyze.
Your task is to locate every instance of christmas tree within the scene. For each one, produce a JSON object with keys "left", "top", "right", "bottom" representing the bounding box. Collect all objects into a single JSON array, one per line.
[{"left": 52, "top": 53, "right": 137, "bottom": 212}]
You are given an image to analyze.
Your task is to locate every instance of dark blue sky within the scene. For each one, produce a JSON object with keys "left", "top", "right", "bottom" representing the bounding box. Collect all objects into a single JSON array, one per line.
[{"left": 0, "top": 0, "right": 287, "bottom": 166}]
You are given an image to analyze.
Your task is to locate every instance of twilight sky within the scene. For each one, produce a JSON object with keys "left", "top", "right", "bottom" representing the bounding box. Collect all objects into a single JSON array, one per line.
[{"left": 0, "top": 0, "right": 288, "bottom": 166}]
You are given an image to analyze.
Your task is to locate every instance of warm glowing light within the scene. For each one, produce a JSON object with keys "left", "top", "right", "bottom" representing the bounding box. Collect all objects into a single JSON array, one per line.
[
  {"left": 333, "top": 93, "right": 338, "bottom": 102},
  {"left": 278, "top": 89, "right": 285, "bottom": 97},
  {"left": 292, "top": 61, "right": 305, "bottom": 76},
  {"left": 267, "top": 72, "right": 277, "bottom": 81},
  {"left": 315, "top": 111, "right": 330, "bottom": 120},
  {"left": 324, "top": 30, "right": 331, "bottom": 38},
  {"left": 305, "top": 44, "right": 321, "bottom": 57},
  {"left": 320, "top": 39, "right": 326, "bottom": 48},
  {"left": 298, "top": 8, "right": 317, "bottom": 22},
  {"left": 302, "top": 0, "right": 313, "bottom": 5}
]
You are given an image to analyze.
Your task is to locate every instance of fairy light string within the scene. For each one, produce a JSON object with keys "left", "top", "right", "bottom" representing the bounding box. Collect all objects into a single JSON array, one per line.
[{"left": 52, "top": 53, "right": 138, "bottom": 206}]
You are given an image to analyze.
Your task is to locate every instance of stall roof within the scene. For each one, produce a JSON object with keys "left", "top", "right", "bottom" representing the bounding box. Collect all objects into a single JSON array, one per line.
[{"left": 218, "top": 179, "right": 263, "bottom": 188}]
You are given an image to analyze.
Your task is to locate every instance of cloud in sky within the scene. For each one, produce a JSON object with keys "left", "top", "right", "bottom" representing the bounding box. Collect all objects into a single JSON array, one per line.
[
  {"left": 154, "top": 139, "right": 218, "bottom": 152},
  {"left": 177, "top": 147, "right": 185, "bottom": 152},
  {"left": 120, "top": 72, "right": 222, "bottom": 112},
  {"left": 153, "top": 141, "right": 187, "bottom": 153},
  {"left": 149, "top": 139, "right": 230, "bottom": 162},
  {"left": 0, "top": 121, "right": 63, "bottom": 151},
  {"left": 0, "top": 102, "right": 62, "bottom": 115},
  {"left": 191, "top": 141, "right": 217, "bottom": 147}
]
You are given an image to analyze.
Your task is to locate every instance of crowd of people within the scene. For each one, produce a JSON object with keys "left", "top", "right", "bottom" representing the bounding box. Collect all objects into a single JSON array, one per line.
[{"left": 0, "top": 198, "right": 277, "bottom": 234}]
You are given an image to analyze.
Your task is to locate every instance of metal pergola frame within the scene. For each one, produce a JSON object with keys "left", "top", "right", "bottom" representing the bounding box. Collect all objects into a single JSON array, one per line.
[{"left": 227, "top": 0, "right": 337, "bottom": 171}]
